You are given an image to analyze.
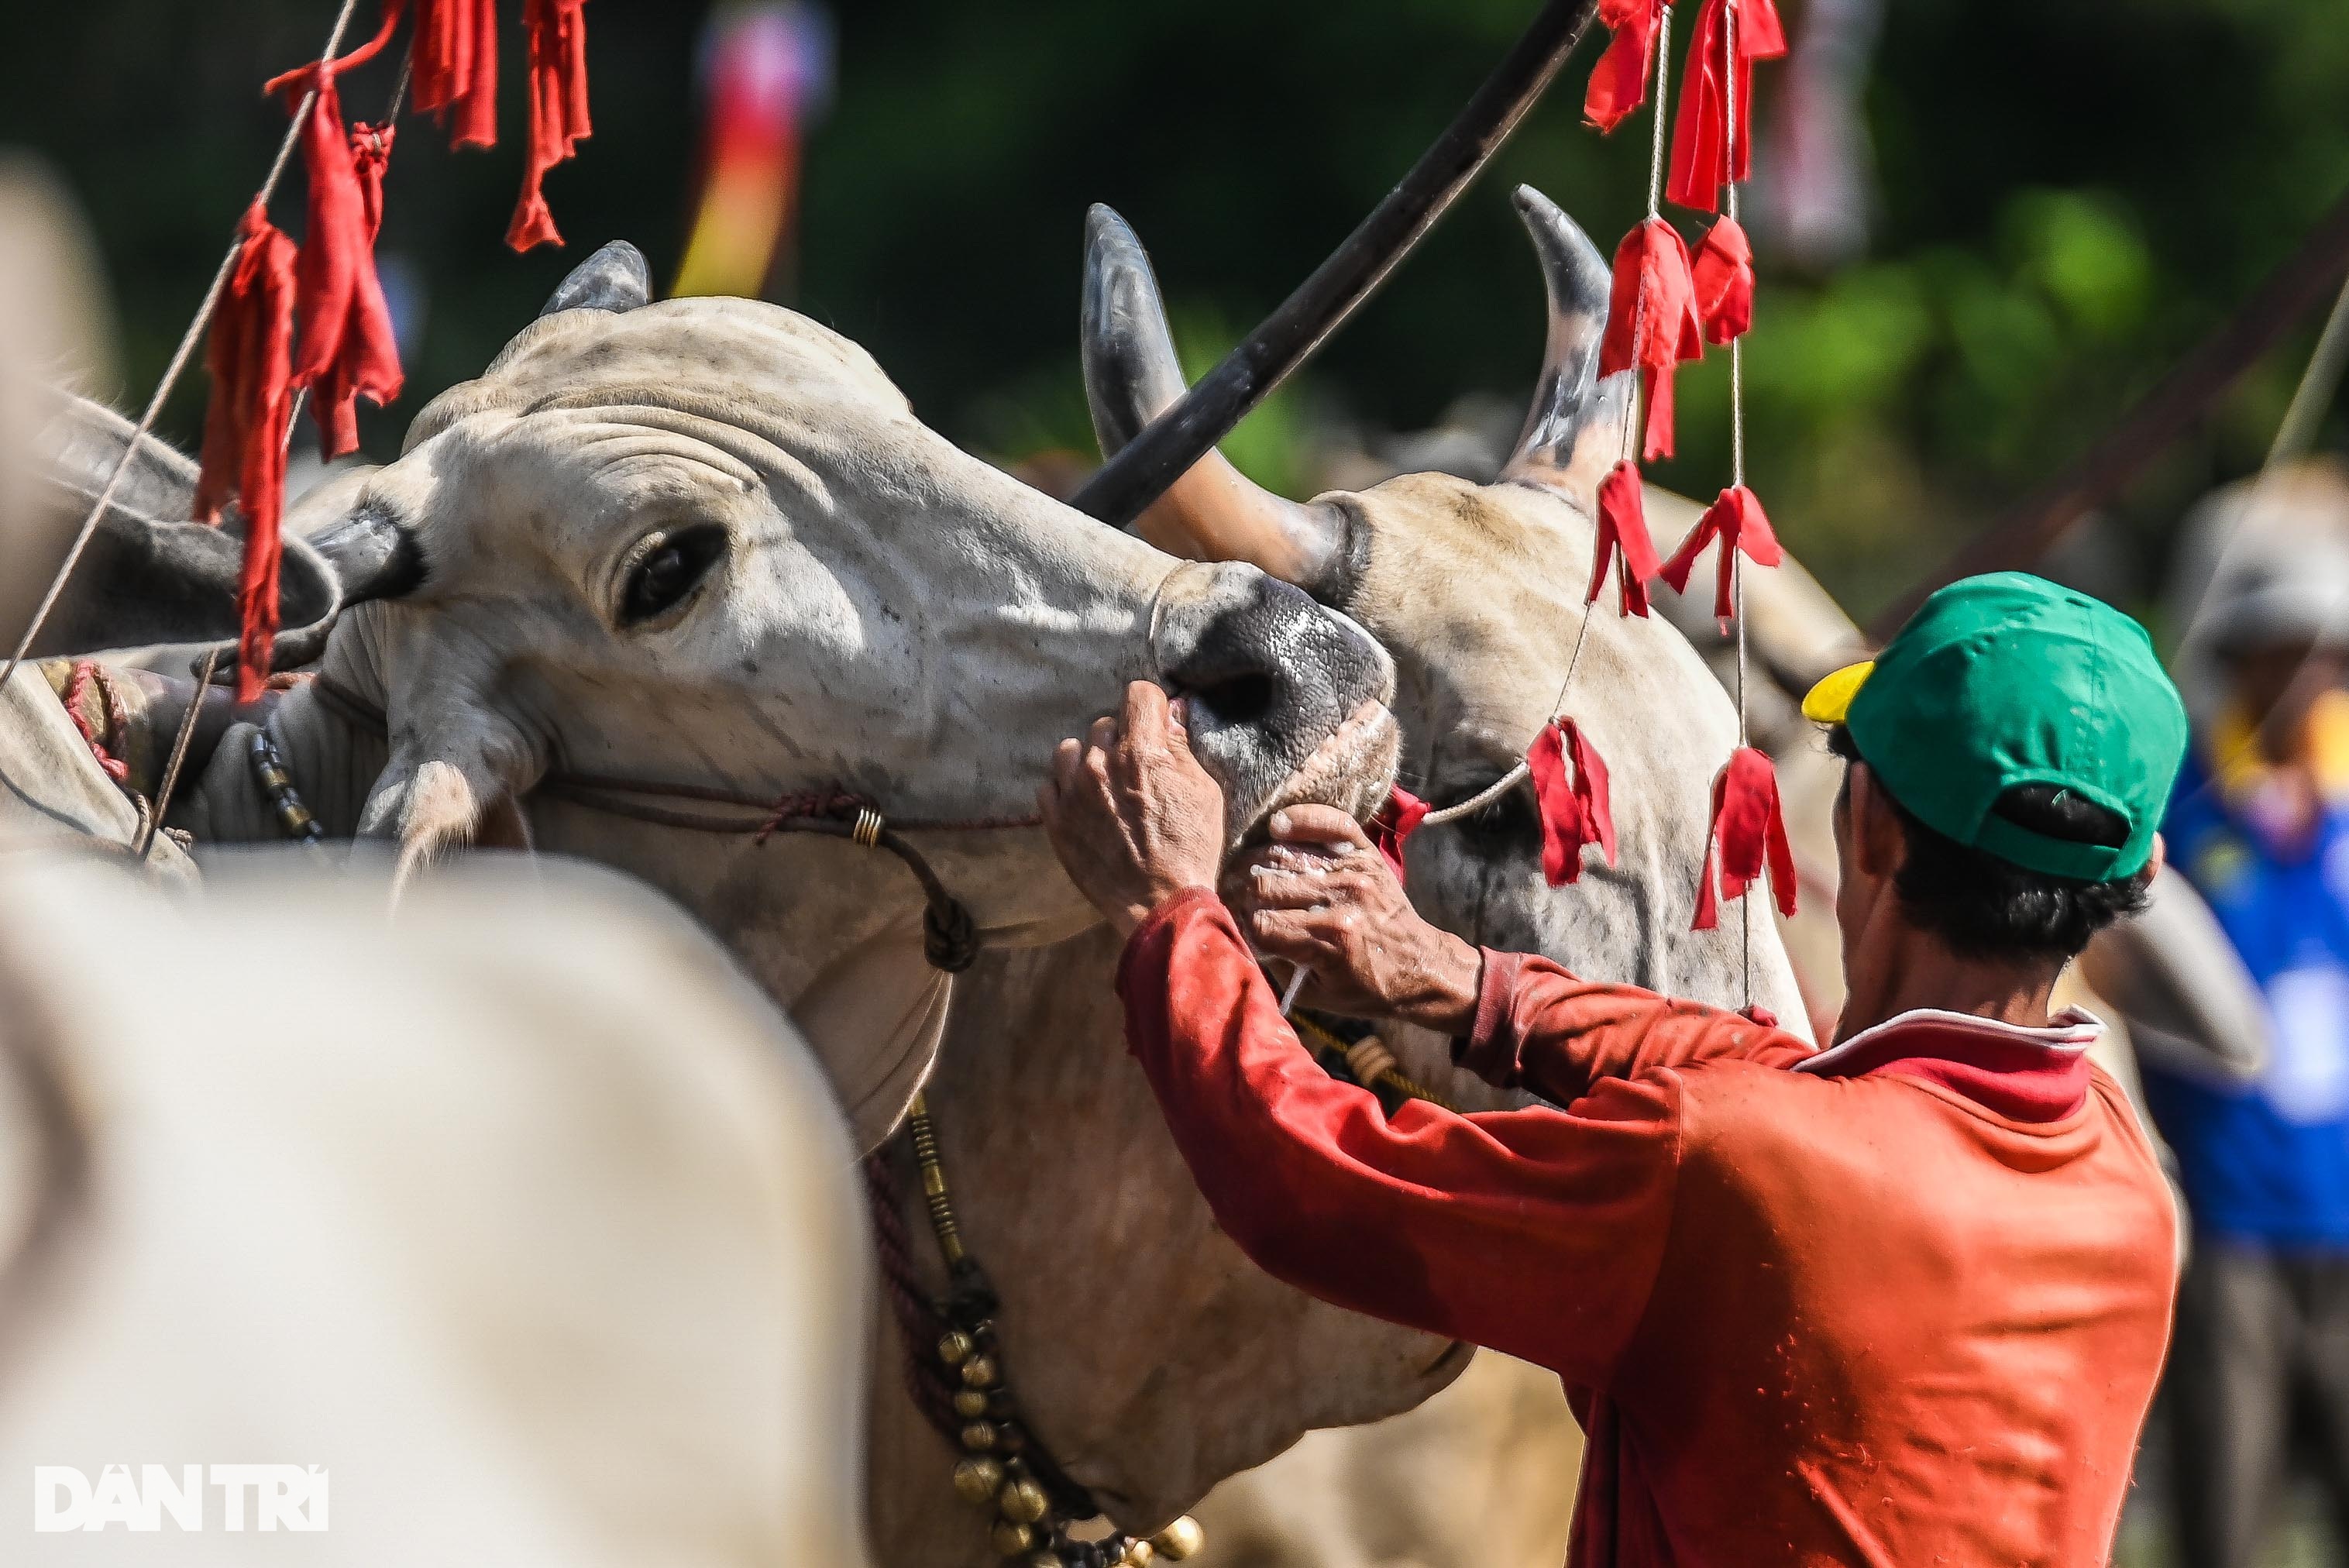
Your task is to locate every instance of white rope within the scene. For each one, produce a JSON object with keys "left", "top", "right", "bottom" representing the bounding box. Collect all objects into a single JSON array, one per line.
[
  {"left": 1647, "top": 5, "right": 1676, "bottom": 221},
  {"left": 1429, "top": 2, "right": 1679, "bottom": 833},
  {"left": 0, "top": 0, "right": 368, "bottom": 696},
  {"left": 1725, "top": 0, "right": 1753, "bottom": 1003}
]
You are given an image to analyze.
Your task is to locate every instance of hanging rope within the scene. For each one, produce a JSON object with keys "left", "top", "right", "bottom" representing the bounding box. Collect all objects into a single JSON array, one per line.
[{"left": 0, "top": 0, "right": 370, "bottom": 700}]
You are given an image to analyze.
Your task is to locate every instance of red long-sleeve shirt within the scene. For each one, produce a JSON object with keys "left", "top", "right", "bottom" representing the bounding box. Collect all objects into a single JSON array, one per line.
[{"left": 1117, "top": 889, "right": 2178, "bottom": 1567}]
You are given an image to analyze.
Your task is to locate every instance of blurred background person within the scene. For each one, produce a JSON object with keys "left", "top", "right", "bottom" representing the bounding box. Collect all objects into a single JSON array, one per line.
[{"left": 2143, "top": 465, "right": 2349, "bottom": 1568}]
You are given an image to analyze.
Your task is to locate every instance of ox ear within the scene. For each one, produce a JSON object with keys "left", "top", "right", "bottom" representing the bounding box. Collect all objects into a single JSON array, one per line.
[
  {"left": 1079, "top": 205, "right": 1353, "bottom": 600},
  {"left": 1499, "top": 185, "right": 1632, "bottom": 515},
  {"left": 359, "top": 699, "right": 547, "bottom": 896},
  {"left": 540, "top": 240, "right": 653, "bottom": 317},
  {"left": 25, "top": 392, "right": 346, "bottom": 661}
]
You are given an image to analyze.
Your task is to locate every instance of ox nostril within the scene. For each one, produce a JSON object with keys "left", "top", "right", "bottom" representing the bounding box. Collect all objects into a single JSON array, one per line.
[
  {"left": 1185, "top": 670, "right": 1277, "bottom": 728},
  {"left": 1152, "top": 564, "right": 1393, "bottom": 757}
]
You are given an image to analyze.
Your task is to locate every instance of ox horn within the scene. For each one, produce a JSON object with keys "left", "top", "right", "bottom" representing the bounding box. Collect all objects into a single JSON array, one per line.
[
  {"left": 1070, "top": 0, "right": 1604, "bottom": 528},
  {"left": 539, "top": 239, "right": 652, "bottom": 317},
  {"left": 1499, "top": 185, "right": 1631, "bottom": 512},
  {"left": 357, "top": 689, "right": 546, "bottom": 895},
  {"left": 1080, "top": 205, "right": 1353, "bottom": 597}
]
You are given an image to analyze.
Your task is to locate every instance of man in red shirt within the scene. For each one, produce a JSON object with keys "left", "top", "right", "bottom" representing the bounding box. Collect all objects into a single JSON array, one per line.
[{"left": 1040, "top": 573, "right": 2187, "bottom": 1566}]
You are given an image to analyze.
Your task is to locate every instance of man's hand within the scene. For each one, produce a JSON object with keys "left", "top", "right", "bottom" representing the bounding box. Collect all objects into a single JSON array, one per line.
[
  {"left": 1040, "top": 682, "right": 1228, "bottom": 937},
  {"left": 1225, "top": 806, "right": 1483, "bottom": 1034}
]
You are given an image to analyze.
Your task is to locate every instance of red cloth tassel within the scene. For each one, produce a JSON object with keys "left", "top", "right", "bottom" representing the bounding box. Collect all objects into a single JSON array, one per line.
[
  {"left": 1666, "top": 0, "right": 1788, "bottom": 213},
  {"left": 266, "top": 64, "right": 404, "bottom": 459},
  {"left": 1690, "top": 215, "right": 1755, "bottom": 344},
  {"left": 1598, "top": 218, "right": 1704, "bottom": 460},
  {"left": 192, "top": 205, "right": 300, "bottom": 705},
  {"left": 1591, "top": 459, "right": 1662, "bottom": 617},
  {"left": 1660, "top": 483, "right": 1782, "bottom": 623},
  {"left": 1584, "top": 0, "right": 1666, "bottom": 132},
  {"left": 1694, "top": 745, "right": 1797, "bottom": 930},
  {"left": 411, "top": 0, "right": 500, "bottom": 150},
  {"left": 1529, "top": 718, "right": 1615, "bottom": 887},
  {"left": 507, "top": 0, "right": 592, "bottom": 251},
  {"left": 1371, "top": 786, "right": 1430, "bottom": 885}
]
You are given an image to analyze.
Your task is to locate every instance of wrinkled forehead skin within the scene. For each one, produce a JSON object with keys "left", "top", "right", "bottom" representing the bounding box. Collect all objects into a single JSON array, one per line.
[{"left": 363, "top": 296, "right": 1179, "bottom": 829}]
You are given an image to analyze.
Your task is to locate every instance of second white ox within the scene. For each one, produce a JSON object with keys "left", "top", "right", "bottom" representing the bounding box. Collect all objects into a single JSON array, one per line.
[{"left": 167, "top": 243, "right": 1399, "bottom": 1150}]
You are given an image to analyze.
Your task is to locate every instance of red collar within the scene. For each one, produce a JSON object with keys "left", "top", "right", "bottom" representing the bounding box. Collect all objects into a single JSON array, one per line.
[{"left": 1794, "top": 1008, "right": 2102, "bottom": 1123}]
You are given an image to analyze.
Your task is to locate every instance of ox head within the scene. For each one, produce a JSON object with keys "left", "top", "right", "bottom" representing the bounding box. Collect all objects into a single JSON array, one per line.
[
  {"left": 335, "top": 242, "right": 1395, "bottom": 881},
  {"left": 299, "top": 244, "right": 1394, "bottom": 1138},
  {"left": 1082, "top": 190, "right": 1797, "bottom": 1009}
]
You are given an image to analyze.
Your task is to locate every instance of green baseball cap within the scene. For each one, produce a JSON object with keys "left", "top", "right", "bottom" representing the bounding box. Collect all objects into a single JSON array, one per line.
[{"left": 1801, "top": 572, "right": 2188, "bottom": 882}]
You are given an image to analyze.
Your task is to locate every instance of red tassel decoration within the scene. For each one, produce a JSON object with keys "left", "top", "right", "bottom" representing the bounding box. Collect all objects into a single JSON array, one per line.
[
  {"left": 1529, "top": 718, "right": 1616, "bottom": 887},
  {"left": 507, "top": 0, "right": 593, "bottom": 251},
  {"left": 1690, "top": 215, "right": 1755, "bottom": 344},
  {"left": 1584, "top": 0, "right": 1667, "bottom": 132},
  {"left": 192, "top": 205, "right": 300, "bottom": 705},
  {"left": 1591, "top": 459, "right": 1662, "bottom": 617},
  {"left": 1659, "top": 483, "right": 1782, "bottom": 624},
  {"left": 269, "top": 66, "right": 405, "bottom": 459},
  {"left": 1371, "top": 786, "right": 1430, "bottom": 886},
  {"left": 1693, "top": 745, "right": 1797, "bottom": 930},
  {"left": 411, "top": 0, "right": 500, "bottom": 150},
  {"left": 1666, "top": 0, "right": 1789, "bottom": 214},
  {"left": 1599, "top": 218, "right": 1704, "bottom": 460},
  {"left": 352, "top": 122, "right": 397, "bottom": 248}
]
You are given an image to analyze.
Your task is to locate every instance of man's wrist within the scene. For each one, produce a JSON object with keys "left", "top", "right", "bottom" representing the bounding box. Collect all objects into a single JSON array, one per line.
[
  {"left": 1111, "top": 881, "right": 1216, "bottom": 939},
  {"left": 1398, "top": 931, "right": 1484, "bottom": 1035}
]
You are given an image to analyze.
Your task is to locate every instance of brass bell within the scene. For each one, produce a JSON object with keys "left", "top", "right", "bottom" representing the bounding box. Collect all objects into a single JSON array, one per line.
[
  {"left": 954, "top": 1388, "right": 992, "bottom": 1418},
  {"left": 952, "top": 1456, "right": 1005, "bottom": 1505},
  {"left": 991, "top": 1519, "right": 1036, "bottom": 1556},
  {"left": 1123, "top": 1540, "right": 1156, "bottom": 1568},
  {"left": 1151, "top": 1517, "right": 1205, "bottom": 1561},
  {"left": 998, "top": 1477, "right": 1050, "bottom": 1525},
  {"left": 961, "top": 1421, "right": 999, "bottom": 1452},
  {"left": 939, "top": 1329, "right": 975, "bottom": 1366},
  {"left": 961, "top": 1353, "right": 1000, "bottom": 1388}
]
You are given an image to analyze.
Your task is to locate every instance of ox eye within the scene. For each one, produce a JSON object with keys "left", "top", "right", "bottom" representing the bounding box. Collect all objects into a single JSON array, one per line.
[{"left": 619, "top": 524, "right": 728, "bottom": 627}]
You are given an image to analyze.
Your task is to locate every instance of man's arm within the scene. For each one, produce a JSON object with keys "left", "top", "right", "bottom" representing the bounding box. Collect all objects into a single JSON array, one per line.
[
  {"left": 1456, "top": 946, "right": 1813, "bottom": 1104},
  {"left": 1117, "top": 885, "right": 1679, "bottom": 1385},
  {"left": 1232, "top": 806, "right": 1814, "bottom": 1102}
]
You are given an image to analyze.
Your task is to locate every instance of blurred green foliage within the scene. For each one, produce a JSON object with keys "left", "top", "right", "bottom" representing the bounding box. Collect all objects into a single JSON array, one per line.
[{"left": 2, "top": 0, "right": 2344, "bottom": 623}]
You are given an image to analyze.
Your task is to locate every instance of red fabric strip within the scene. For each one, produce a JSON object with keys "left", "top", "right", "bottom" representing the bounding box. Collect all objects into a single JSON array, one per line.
[
  {"left": 1598, "top": 219, "right": 1704, "bottom": 460},
  {"left": 507, "top": 0, "right": 592, "bottom": 251},
  {"left": 1590, "top": 459, "right": 1662, "bottom": 617},
  {"left": 192, "top": 205, "right": 300, "bottom": 704},
  {"left": 1693, "top": 744, "right": 1796, "bottom": 929},
  {"left": 1584, "top": 0, "right": 1666, "bottom": 132},
  {"left": 1529, "top": 718, "right": 1616, "bottom": 887},
  {"left": 412, "top": 0, "right": 501, "bottom": 150},
  {"left": 1666, "top": 0, "right": 1789, "bottom": 213},
  {"left": 1690, "top": 215, "right": 1755, "bottom": 344},
  {"left": 275, "top": 66, "right": 405, "bottom": 459},
  {"left": 1371, "top": 786, "right": 1430, "bottom": 885},
  {"left": 1659, "top": 483, "right": 1781, "bottom": 623}
]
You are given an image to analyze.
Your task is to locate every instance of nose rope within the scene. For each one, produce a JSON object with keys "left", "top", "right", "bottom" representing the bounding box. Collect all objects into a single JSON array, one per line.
[{"left": 302, "top": 673, "right": 1022, "bottom": 971}]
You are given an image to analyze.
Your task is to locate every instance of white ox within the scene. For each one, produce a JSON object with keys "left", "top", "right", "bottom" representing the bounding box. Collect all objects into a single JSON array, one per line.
[
  {"left": 856, "top": 187, "right": 1811, "bottom": 1567},
  {"left": 0, "top": 853, "right": 872, "bottom": 1568},
  {"left": 51, "top": 242, "right": 1395, "bottom": 1153}
]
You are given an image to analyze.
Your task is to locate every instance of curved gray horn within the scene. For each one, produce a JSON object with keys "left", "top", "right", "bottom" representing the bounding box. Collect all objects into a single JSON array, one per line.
[
  {"left": 539, "top": 240, "right": 652, "bottom": 317},
  {"left": 20, "top": 392, "right": 342, "bottom": 662},
  {"left": 1500, "top": 185, "right": 1632, "bottom": 511},
  {"left": 1068, "top": 0, "right": 1607, "bottom": 528},
  {"left": 1080, "top": 205, "right": 1353, "bottom": 599},
  {"left": 308, "top": 504, "right": 425, "bottom": 610}
]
